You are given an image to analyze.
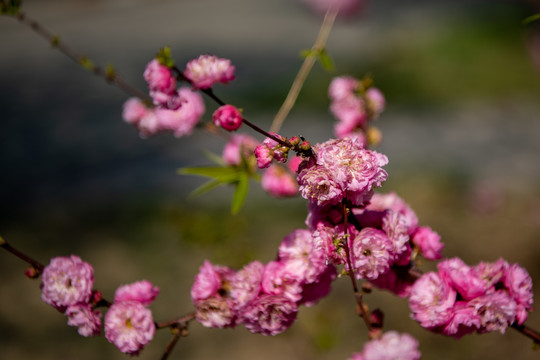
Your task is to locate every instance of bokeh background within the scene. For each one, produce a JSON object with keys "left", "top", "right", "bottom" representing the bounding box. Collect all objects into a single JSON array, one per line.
[{"left": 1, "top": 0, "right": 540, "bottom": 359}]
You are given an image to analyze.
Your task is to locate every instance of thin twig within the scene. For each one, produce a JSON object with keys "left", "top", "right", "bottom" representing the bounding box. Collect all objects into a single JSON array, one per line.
[
  {"left": 270, "top": 5, "right": 340, "bottom": 133},
  {"left": 0, "top": 236, "right": 44, "bottom": 273},
  {"left": 157, "top": 312, "right": 197, "bottom": 360},
  {"left": 11, "top": 11, "right": 150, "bottom": 101},
  {"left": 511, "top": 323, "right": 540, "bottom": 345}
]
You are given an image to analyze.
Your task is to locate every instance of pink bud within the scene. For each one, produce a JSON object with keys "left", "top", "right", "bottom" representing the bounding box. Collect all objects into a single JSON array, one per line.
[
  {"left": 212, "top": 104, "right": 243, "bottom": 131},
  {"left": 254, "top": 144, "right": 273, "bottom": 169}
]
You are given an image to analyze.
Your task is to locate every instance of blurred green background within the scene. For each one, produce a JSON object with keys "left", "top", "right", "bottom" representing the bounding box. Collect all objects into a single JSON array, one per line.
[{"left": 1, "top": 0, "right": 540, "bottom": 359}]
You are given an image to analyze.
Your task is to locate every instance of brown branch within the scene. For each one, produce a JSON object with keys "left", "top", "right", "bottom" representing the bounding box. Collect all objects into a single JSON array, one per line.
[
  {"left": 511, "top": 323, "right": 540, "bottom": 345},
  {"left": 11, "top": 11, "right": 150, "bottom": 102},
  {"left": 0, "top": 236, "right": 44, "bottom": 273},
  {"left": 156, "top": 312, "right": 197, "bottom": 360}
]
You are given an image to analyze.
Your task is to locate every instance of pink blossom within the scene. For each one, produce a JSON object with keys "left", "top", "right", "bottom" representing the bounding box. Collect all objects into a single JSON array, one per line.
[
  {"left": 262, "top": 133, "right": 289, "bottom": 163},
  {"left": 254, "top": 144, "right": 273, "bottom": 169},
  {"left": 137, "top": 111, "right": 161, "bottom": 138},
  {"left": 261, "top": 260, "right": 303, "bottom": 303},
  {"left": 194, "top": 296, "right": 236, "bottom": 328},
  {"left": 472, "top": 258, "right": 507, "bottom": 289},
  {"left": 365, "top": 87, "right": 385, "bottom": 118},
  {"left": 411, "top": 226, "right": 443, "bottom": 260},
  {"left": 350, "top": 331, "right": 421, "bottom": 360},
  {"left": 369, "top": 266, "right": 415, "bottom": 298},
  {"left": 261, "top": 165, "right": 299, "bottom": 198},
  {"left": 470, "top": 291, "right": 518, "bottom": 334},
  {"left": 239, "top": 294, "right": 298, "bottom": 336},
  {"left": 222, "top": 133, "right": 258, "bottom": 166},
  {"left": 441, "top": 301, "right": 482, "bottom": 338},
  {"left": 438, "top": 258, "right": 489, "bottom": 300},
  {"left": 104, "top": 301, "right": 155, "bottom": 355},
  {"left": 357, "top": 192, "right": 418, "bottom": 231},
  {"left": 288, "top": 156, "right": 303, "bottom": 173},
  {"left": 306, "top": 202, "right": 344, "bottom": 230},
  {"left": 278, "top": 229, "right": 327, "bottom": 283},
  {"left": 409, "top": 272, "right": 456, "bottom": 328},
  {"left": 229, "top": 261, "right": 264, "bottom": 310},
  {"left": 348, "top": 227, "right": 393, "bottom": 280},
  {"left": 299, "top": 265, "right": 337, "bottom": 307},
  {"left": 212, "top": 104, "right": 243, "bottom": 131},
  {"left": 330, "top": 95, "right": 368, "bottom": 134},
  {"left": 382, "top": 211, "right": 410, "bottom": 258},
  {"left": 184, "top": 55, "right": 235, "bottom": 89},
  {"left": 503, "top": 263, "right": 534, "bottom": 324},
  {"left": 41, "top": 255, "right": 94, "bottom": 311},
  {"left": 328, "top": 76, "right": 358, "bottom": 101},
  {"left": 153, "top": 87, "right": 205, "bottom": 137},
  {"left": 122, "top": 98, "right": 149, "bottom": 125},
  {"left": 191, "top": 260, "right": 235, "bottom": 301},
  {"left": 114, "top": 280, "right": 159, "bottom": 307},
  {"left": 312, "top": 223, "right": 356, "bottom": 265},
  {"left": 143, "top": 59, "right": 177, "bottom": 106},
  {"left": 66, "top": 304, "right": 102, "bottom": 337},
  {"left": 298, "top": 166, "right": 343, "bottom": 206}
]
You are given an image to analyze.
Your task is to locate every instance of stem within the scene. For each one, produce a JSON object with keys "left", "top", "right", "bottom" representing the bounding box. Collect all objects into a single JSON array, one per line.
[
  {"left": 270, "top": 5, "right": 340, "bottom": 133},
  {"left": 156, "top": 312, "right": 196, "bottom": 360},
  {"left": 11, "top": 11, "right": 150, "bottom": 101},
  {"left": 511, "top": 323, "right": 540, "bottom": 345},
  {"left": 340, "top": 204, "right": 373, "bottom": 334},
  {"left": 0, "top": 236, "right": 44, "bottom": 273}
]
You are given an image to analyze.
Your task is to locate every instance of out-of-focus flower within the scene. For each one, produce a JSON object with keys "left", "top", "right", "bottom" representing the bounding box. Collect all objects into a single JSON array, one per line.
[
  {"left": 114, "top": 280, "right": 159, "bottom": 307},
  {"left": 213, "top": 104, "right": 243, "bottom": 131},
  {"left": 66, "top": 304, "right": 102, "bottom": 337},
  {"left": 184, "top": 55, "right": 235, "bottom": 89}
]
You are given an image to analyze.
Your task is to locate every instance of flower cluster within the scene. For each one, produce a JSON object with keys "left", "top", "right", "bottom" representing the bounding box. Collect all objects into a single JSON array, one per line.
[
  {"left": 349, "top": 331, "right": 421, "bottom": 360},
  {"left": 184, "top": 54, "right": 235, "bottom": 90},
  {"left": 409, "top": 257, "right": 534, "bottom": 337},
  {"left": 329, "top": 76, "right": 385, "bottom": 143},
  {"left": 40, "top": 255, "right": 102, "bottom": 337},
  {"left": 105, "top": 280, "right": 159, "bottom": 355},
  {"left": 191, "top": 229, "right": 336, "bottom": 335},
  {"left": 298, "top": 137, "right": 388, "bottom": 207}
]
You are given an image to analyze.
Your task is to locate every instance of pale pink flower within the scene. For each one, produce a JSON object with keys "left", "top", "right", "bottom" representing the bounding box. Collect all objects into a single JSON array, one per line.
[
  {"left": 41, "top": 255, "right": 94, "bottom": 311},
  {"left": 278, "top": 229, "right": 327, "bottom": 283},
  {"left": 441, "top": 301, "right": 482, "bottom": 338},
  {"left": 350, "top": 331, "right": 421, "bottom": 360},
  {"left": 122, "top": 98, "right": 149, "bottom": 125},
  {"left": 239, "top": 294, "right": 298, "bottom": 336},
  {"left": 328, "top": 76, "right": 358, "bottom": 101},
  {"left": 470, "top": 291, "right": 518, "bottom": 334},
  {"left": 153, "top": 87, "right": 205, "bottom": 137},
  {"left": 298, "top": 166, "right": 343, "bottom": 206},
  {"left": 409, "top": 272, "right": 456, "bottom": 328},
  {"left": 212, "top": 104, "right": 243, "bottom": 131},
  {"left": 229, "top": 261, "right": 264, "bottom": 310},
  {"left": 66, "top": 304, "right": 102, "bottom": 337},
  {"left": 222, "top": 133, "right": 258, "bottom": 166},
  {"left": 261, "top": 165, "right": 299, "bottom": 198},
  {"left": 472, "top": 258, "right": 507, "bottom": 289},
  {"left": 330, "top": 94, "right": 368, "bottom": 134},
  {"left": 411, "top": 226, "right": 443, "bottom": 260},
  {"left": 137, "top": 111, "right": 161, "bottom": 138},
  {"left": 184, "top": 55, "right": 235, "bottom": 89},
  {"left": 348, "top": 227, "right": 393, "bottom": 280},
  {"left": 312, "top": 223, "right": 357, "bottom": 265},
  {"left": 104, "top": 301, "right": 155, "bottom": 355},
  {"left": 382, "top": 211, "right": 410, "bottom": 258},
  {"left": 194, "top": 296, "right": 236, "bottom": 328},
  {"left": 114, "top": 280, "right": 159, "bottom": 307},
  {"left": 254, "top": 144, "right": 273, "bottom": 169}
]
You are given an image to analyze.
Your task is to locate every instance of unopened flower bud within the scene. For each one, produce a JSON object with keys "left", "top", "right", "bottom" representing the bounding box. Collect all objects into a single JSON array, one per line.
[
  {"left": 25, "top": 266, "right": 40, "bottom": 279},
  {"left": 254, "top": 145, "right": 273, "bottom": 169},
  {"left": 299, "top": 140, "right": 311, "bottom": 151},
  {"left": 212, "top": 104, "right": 243, "bottom": 131},
  {"left": 289, "top": 136, "right": 301, "bottom": 146}
]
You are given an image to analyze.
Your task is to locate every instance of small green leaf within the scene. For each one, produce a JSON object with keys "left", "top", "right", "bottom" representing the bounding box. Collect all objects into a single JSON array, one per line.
[
  {"left": 156, "top": 46, "right": 174, "bottom": 68},
  {"left": 189, "top": 179, "right": 227, "bottom": 198},
  {"left": 231, "top": 174, "right": 249, "bottom": 214},
  {"left": 79, "top": 57, "right": 95, "bottom": 71},
  {"left": 523, "top": 13, "right": 540, "bottom": 25},
  {"left": 317, "top": 48, "right": 335, "bottom": 72},
  {"left": 105, "top": 63, "right": 116, "bottom": 80},
  {"left": 202, "top": 150, "right": 226, "bottom": 166},
  {"left": 179, "top": 166, "right": 239, "bottom": 182},
  {"left": 300, "top": 49, "right": 317, "bottom": 59}
]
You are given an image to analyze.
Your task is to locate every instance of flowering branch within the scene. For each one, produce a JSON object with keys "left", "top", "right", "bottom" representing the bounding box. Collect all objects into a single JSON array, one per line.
[{"left": 270, "top": 5, "right": 340, "bottom": 133}]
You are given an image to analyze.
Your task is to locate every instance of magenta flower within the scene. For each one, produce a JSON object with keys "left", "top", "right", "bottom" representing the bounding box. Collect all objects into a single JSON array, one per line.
[
  {"left": 153, "top": 87, "right": 205, "bottom": 137},
  {"left": 278, "top": 229, "right": 327, "bottom": 283},
  {"left": 504, "top": 263, "right": 534, "bottom": 324},
  {"left": 261, "top": 165, "right": 299, "bottom": 198},
  {"left": 41, "top": 255, "right": 94, "bottom": 311},
  {"left": 254, "top": 144, "right": 273, "bottom": 169},
  {"left": 143, "top": 59, "right": 177, "bottom": 106},
  {"left": 191, "top": 260, "right": 235, "bottom": 302},
  {"left": 229, "top": 261, "right": 264, "bottom": 310},
  {"left": 239, "top": 294, "right": 298, "bottom": 336},
  {"left": 349, "top": 331, "right": 421, "bottom": 360},
  {"left": 184, "top": 55, "right": 235, "bottom": 89},
  {"left": 114, "top": 280, "right": 159, "bottom": 307},
  {"left": 104, "top": 301, "right": 155, "bottom": 355},
  {"left": 299, "top": 265, "right": 337, "bottom": 307},
  {"left": 66, "top": 304, "right": 102, "bottom": 337},
  {"left": 212, "top": 104, "right": 243, "bottom": 131},
  {"left": 261, "top": 260, "right": 303, "bottom": 303},
  {"left": 470, "top": 291, "right": 518, "bottom": 334},
  {"left": 411, "top": 226, "right": 443, "bottom": 260},
  {"left": 437, "top": 258, "right": 489, "bottom": 300}
]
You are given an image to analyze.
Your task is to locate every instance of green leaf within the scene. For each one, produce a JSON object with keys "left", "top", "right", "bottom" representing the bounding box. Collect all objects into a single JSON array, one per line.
[
  {"left": 156, "top": 46, "right": 174, "bottom": 68},
  {"left": 317, "top": 48, "right": 335, "bottom": 72},
  {"left": 202, "top": 150, "right": 226, "bottom": 166},
  {"left": 523, "top": 13, "right": 540, "bottom": 25},
  {"left": 79, "top": 57, "right": 95, "bottom": 71},
  {"left": 300, "top": 49, "right": 317, "bottom": 59},
  {"left": 189, "top": 179, "right": 227, "bottom": 198},
  {"left": 231, "top": 174, "right": 249, "bottom": 214},
  {"left": 179, "top": 166, "right": 240, "bottom": 182}
]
